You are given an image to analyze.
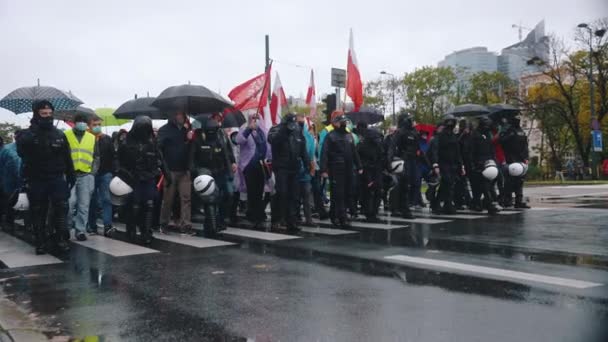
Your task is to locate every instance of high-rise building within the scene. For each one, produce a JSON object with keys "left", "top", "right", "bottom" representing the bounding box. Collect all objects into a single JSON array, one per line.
[
  {"left": 498, "top": 20, "right": 550, "bottom": 81},
  {"left": 438, "top": 47, "right": 498, "bottom": 79}
]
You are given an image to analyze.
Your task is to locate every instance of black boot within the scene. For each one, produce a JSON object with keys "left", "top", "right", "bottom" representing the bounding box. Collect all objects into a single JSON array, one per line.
[
  {"left": 140, "top": 202, "right": 154, "bottom": 245},
  {"left": 126, "top": 204, "right": 140, "bottom": 242},
  {"left": 514, "top": 195, "right": 531, "bottom": 209}
]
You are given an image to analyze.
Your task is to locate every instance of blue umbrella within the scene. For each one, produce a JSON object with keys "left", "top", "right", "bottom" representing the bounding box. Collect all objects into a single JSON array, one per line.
[{"left": 0, "top": 82, "right": 83, "bottom": 114}]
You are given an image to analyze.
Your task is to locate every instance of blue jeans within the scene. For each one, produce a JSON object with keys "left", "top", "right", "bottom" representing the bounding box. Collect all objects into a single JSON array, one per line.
[
  {"left": 89, "top": 172, "right": 113, "bottom": 229},
  {"left": 68, "top": 174, "right": 95, "bottom": 234}
]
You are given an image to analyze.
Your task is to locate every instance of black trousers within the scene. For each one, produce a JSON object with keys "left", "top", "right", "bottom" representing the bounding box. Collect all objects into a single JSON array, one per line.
[
  {"left": 505, "top": 175, "right": 525, "bottom": 203},
  {"left": 244, "top": 162, "right": 266, "bottom": 223},
  {"left": 360, "top": 168, "right": 382, "bottom": 218},
  {"left": 471, "top": 171, "right": 494, "bottom": 209},
  {"left": 329, "top": 167, "right": 353, "bottom": 222},
  {"left": 272, "top": 170, "right": 298, "bottom": 227},
  {"left": 439, "top": 164, "right": 459, "bottom": 210}
]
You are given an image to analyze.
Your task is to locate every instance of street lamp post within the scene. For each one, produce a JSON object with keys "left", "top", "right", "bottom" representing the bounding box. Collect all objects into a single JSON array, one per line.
[
  {"left": 380, "top": 71, "right": 396, "bottom": 124},
  {"left": 578, "top": 23, "right": 606, "bottom": 178}
]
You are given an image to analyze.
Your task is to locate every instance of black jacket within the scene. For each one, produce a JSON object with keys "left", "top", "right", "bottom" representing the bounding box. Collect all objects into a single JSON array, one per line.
[
  {"left": 499, "top": 127, "right": 529, "bottom": 163},
  {"left": 96, "top": 134, "right": 115, "bottom": 175},
  {"left": 389, "top": 127, "right": 420, "bottom": 163},
  {"left": 268, "top": 124, "right": 309, "bottom": 172},
  {"left": 117, "top": 136, "right": 163, "bottom": 184},
  {"left": 320, "top": 128, "right": 361, "bottom": 173},
  {"left": 471, "top": 129, "right": 496, "bottom": 166},
  {"left": 17, "top": 123, "right": 74, "bottom": 182},
  {"left": 189, "top": 129, "right": 235, "bottom": 176},
  {"left": 358, "top": 128, "right": 384, "bottom": 171},
  {"left": 430, "top": 130, "right": 462, "bottom": 167},
  {"left": 157, "top": 123, "right": 190, "bottom": 172}
]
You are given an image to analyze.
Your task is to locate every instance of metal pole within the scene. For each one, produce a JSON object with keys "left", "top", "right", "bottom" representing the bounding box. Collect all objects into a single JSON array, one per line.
[
  {"left": 265, "top": 34, "right": 271, "bottom": 103},
  {"left": 587, "top": 29, "right": 598, "bottom": 178},
  {"left": 392, "top": 77, "right": 396, "bottom": 124},
  {"left": 336, "top": 87, "right": 341, "bottom": 111}
]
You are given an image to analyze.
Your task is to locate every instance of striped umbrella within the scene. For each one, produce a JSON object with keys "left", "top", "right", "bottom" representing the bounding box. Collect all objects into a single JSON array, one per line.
[{"left": 0, "top": 83, "right": 83, "bottom": 114}]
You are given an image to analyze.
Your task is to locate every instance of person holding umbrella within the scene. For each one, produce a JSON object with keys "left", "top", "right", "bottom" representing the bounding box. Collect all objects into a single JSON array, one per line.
[
  {"left": 157, "top": 112, "right": 193, "bottom": 234},
  {"left": 17, "top": 100, "right": 74, "bottom": 254}
]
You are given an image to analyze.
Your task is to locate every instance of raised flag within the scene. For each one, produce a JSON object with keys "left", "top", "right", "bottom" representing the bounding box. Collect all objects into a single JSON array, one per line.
[
  {"left": 346, "top": 29, "right": 363, "bottom": 112},
  {"left": 305, "top": 69, "right": 317, "bottom": 117},
  {"left": 269, "top": 72, "right": 287, "bottom": 125},
  {"left": 228, "top": 65, "right": 271, "bottom": 111}
]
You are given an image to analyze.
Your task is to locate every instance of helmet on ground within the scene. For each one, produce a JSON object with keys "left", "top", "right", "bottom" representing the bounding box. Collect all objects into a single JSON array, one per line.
[
  {"left": 12, "top": 193, "right": 29, "bottom": 211},
  {"left": 193, "top": 174, "right": 216, "bottom": 196},
  {"left": 482, "top": 160, "right": 499, "bottom": 180},
  {"left": 508, "top": 162, "right": 527, "bottom": 177},
  {"left": 110, "top": 177, "right": 133, "bottom": 196},
  {"left": 389, "top": 159, "right": 404, "bottom": 174}
]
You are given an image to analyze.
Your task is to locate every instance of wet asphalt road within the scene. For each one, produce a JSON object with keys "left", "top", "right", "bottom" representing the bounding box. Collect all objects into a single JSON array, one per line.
[{"left": 1, "top": 188, "right": 608, "bottom": 341}]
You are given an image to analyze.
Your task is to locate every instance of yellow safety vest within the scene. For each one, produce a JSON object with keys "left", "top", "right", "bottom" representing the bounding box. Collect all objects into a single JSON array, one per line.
[{"left": 65, "top": 129, "right": 95, "bottom": 173}]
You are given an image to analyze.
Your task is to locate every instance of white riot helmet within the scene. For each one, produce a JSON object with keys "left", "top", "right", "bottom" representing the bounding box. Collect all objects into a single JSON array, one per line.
[
  {"left": 482, "top": 160, "right": 499, "bottom": 180},
  {"left": 508, "top": 162, "right": 527, "bottom": 177},
  {"left": 109, "top": 176, "right": 133, "bottom": 206},
  {"left": 389, "top": 159, "right": 404, "bottom": 174},
  {"left": 12, "top": 193, "right": 29, "bottom": 211},
  {"left": 193, "top": 175, "right": 216, "bottom": 197}
]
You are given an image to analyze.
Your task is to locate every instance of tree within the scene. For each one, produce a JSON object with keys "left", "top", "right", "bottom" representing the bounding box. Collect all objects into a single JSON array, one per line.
[
  {"left": 465, "top": 71, "right": 515, "bottom": 105},
  {"left": 400, "top": 66, "right": 456, "bottom": 124},
  {"left": 0, "top": 122, "right": 21, "bottom": 143}
]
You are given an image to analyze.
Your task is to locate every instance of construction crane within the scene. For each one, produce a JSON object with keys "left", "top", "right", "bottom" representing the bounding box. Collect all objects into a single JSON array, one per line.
[{"left": 512, "top": 23, "right": 532, "bottom": 42}]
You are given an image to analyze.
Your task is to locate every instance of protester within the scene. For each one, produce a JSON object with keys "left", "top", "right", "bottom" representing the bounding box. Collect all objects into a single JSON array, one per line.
[
  {"left": 430, "top": 114, "right": 464, "bottom": 215},
  {"left": 470, "top": 116, "right": 499, "bottom": 214},
  {"left": 158, "top": 112, "right": 193, "bottom": 234},
  {"left": 454, "top": 119, "right": 472, "bottom": 210},
  {"left": 88, "top": 116, "right": 116, "bottom": 236},
  {"left": 66, "top": 113, "right": 99, "bottom": 241},
  {"left": 500, "top": 115, "right": 531, "bottom": 208},
  {"left": 236, "top": 113, "right": 270, "bottom": 229},
  {"left": 320, "top": 111, "right": 362, "bottom": 228},
  {"left": 357, "top": 125, "right": 385, "bottom": 222},
  {"left": 0, "top": 136, "right": 21, "bottom": 232},
  {"left": 388, "top": 113, "right": 420, "bottom": 219},
  {"left": 295, "top": 114, "right": 317, "bottom": 226},
  {"left": 425, "top": 123, "right": 443, "bottom": 212},
  {"left": 308, "top": 122, "right": 329, "bottom": 220},
  {"left": 17, "top": 100, "right": 73, "bottom": 254},
  {"left": 268, "top": 113, "right": 311, "bottom": 232},
  {"left": 116, "top": 116, "right": 165, "bottom": 244}
]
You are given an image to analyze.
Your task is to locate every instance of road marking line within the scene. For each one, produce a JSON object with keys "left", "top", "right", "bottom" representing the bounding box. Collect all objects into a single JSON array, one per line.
[
  {"left": 114, "top": 224, "right": 236, "bottom": 248},
  {"left": 384, "top": 255, "right": 603, "bottom": 289},
  {"left": 345, "top": 221, "right": 407, "bottom": 230},
  {"left": 0, "top": 232, "right": 63, "bottom": 268},
  {"left": 72, "top": 235, "right": 158, "bottom": 257},
  {"left": 300, "top": 227, "right": 358, "bottom": 236},
  {"left": 222, "top": 227, "right": 301, "bottom": 241}
]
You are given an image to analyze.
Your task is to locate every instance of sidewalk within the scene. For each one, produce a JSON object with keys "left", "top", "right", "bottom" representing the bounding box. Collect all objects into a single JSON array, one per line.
[{"left": 524, "top": 184, "right": 608, "bottom": 201}]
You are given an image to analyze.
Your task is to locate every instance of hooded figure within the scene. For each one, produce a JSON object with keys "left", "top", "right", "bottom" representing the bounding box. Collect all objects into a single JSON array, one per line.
[
  {"left": 469, "top": 115, "right": 498, "bottom": 214},
  {"left": 16, "top": 100, "right": 74, "bottom": 255},
  {"left": 117, "top": 115, "right": 166, "bottom": 243},
  {"left": 499, "top": 115, "right": 530, "bottom": 208}
]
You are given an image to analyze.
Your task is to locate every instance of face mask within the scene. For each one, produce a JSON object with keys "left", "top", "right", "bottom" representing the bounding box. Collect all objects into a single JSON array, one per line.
[
  {"left": 339, "top": 123, "right": 347, "bottom": 130},
  {"left": 298, "top": 122, "right": 305, "bottom": 128},
  {"left": 38, "top": 116, "right": 54, "bottom": 129},
  {"left": 92, "top": 126, "right": 102, "bottom": 135},
  {"left": 75, "top": 122, "right": 88, "bottom": 131}
]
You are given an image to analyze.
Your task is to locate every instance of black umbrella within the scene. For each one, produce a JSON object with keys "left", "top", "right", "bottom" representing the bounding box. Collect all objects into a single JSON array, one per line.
[
  {"left": 0, "top": 84, "right": 83, "bottom": 114},
  {"left": 192, "top": 110, "right": 246, "bottom": 129},
  {"left": 345, "top": 107, "right": 384, "bottom": 125},
  {"left": 54, "top": 105, "right": 100, "bottom": 122},
  {"left": 151, "top": 84, "right": 233, "bottom": 114},
  {"left": 447, "top": 104, "right": 490, "bottom": 117},
  {"left": 488, "top": 104, "right": 520, "bottom": 121},
  {"left": 114, "top": 96, "right": 163, "bottom": 119}
]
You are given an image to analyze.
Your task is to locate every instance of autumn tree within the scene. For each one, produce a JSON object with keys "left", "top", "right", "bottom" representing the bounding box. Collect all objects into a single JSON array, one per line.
[{"left": 400, "top": 66, "right": 456, "bottom": 124}]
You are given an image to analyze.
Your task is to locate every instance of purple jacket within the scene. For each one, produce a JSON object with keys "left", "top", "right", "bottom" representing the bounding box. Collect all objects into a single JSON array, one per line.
[{"left": 235, "top": 125, "right": 272, "bottom": 192}]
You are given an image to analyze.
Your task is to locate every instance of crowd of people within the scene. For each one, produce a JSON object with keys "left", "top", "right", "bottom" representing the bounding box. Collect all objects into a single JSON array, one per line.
[{"left": 0, "top": 99, "right": 530, "bottom": 255}]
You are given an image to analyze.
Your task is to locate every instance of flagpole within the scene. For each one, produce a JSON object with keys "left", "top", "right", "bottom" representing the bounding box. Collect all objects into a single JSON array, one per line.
[{"left": 265, "top": 34, "right": 271, "bottom": 104}]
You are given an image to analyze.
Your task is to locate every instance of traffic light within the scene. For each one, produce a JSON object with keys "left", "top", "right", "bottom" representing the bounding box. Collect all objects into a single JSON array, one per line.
[{"left": 322, "top": 94, "right": 337, "bottom": 123}]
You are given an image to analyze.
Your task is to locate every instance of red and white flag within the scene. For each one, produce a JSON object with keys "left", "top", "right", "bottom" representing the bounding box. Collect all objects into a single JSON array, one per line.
[
  {"left": 228, "top": 65, "right": 271, "bottom": 111},
  {"left": 346, "top": 29, "right": 363, "bottom": 112},
  {"left": 269, "top": 72, "right": 287, "bottom": 126},
  {"left": 305, "top": 69, "right": 317, "bottom": 117}
]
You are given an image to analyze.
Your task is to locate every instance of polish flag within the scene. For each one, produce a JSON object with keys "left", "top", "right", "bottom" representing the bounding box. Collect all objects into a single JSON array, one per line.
[
  {"left": 305, "top": 69, "right": 317, "bottom": 117},
  {"left": 270, "top": 72, "right": 287, "bottom": 126},
  {"left": 346, "top": 29, "right": 363, "bottom": 112},
  {"left": 228, "top": 65, "right": 271, "bottom": 111}
]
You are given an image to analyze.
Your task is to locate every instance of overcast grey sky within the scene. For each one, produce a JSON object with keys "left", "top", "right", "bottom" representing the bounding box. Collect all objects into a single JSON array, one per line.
[{"left": 1, "top": 0, "right": 606, "bottom": 126}]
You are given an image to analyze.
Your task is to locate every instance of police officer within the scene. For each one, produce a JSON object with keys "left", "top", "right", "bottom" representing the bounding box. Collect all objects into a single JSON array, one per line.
[
  {"left": 500, "top": 115, "right": 531, "bottom": 208},
  {"left": 17, "top": 100, "right": 74, "bottom": 254},
  {"left": 470, "top": 116, "right": 499, "bottom": 214},
  {"left": 268, "top": 113, "right": 311, "bottom": 232},
  {"left": 357, "top": 125, "right": 385, "bottom": 222},
  {"left": 388, "top": 113, "right": 420, "bottom": 219},
  {"left": 430, "top": 114, "right": 464, "bottom": 215},
  {"left": 320, "top": 113, "right": 362, "bottom": 228},
  {"left": 189, "top": 117, "right": 237, "bottom": 233},
  {"left": 424, "top": 123, "right": 443, "bottom": 213},
  {"left": 453, "top": 119, "right": 472, "bottom": 209},
  {"left": 117, "top": 116, "right": 166, "bottom": 244}
]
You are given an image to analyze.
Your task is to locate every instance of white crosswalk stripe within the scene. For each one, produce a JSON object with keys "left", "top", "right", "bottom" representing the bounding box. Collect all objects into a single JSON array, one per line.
[
  {"left": 0, "top": 232, "right": 62, "bottom": 268},
  {"left": 114, "top": 224, "right": 236, "bottom": 249},
  {"left": 222, "top": 227, "right": 301, "bottom": 241},
  {"left": 300, "top": 227, "right": 358, "bottom": 236},
  {"left": 72, "top": 235, "right": 159, "bottom": 257}
]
